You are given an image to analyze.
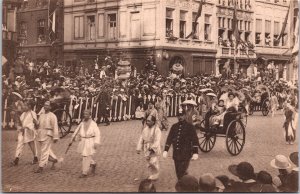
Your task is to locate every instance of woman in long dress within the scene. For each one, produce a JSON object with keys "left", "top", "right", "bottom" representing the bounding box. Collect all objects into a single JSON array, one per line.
[{"left": 155, "top": 96, "right": 168, "bottom": 131}]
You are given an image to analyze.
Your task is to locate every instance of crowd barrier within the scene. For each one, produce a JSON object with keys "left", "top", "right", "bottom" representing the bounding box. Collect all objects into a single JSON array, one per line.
[{"left": 2, "top": 94, "right": 199, "bottom": 130}]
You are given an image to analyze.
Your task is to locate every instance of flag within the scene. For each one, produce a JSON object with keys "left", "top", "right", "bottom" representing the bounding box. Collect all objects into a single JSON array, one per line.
[
  {"left": 186, "top": 0, "right": 204, "bottom": 39},
  {"left": 292, "top": 16, "right": 299, "bottom": 54},
  {"left": 52, "top": 9, "right": 56, "bottom": 33},
  {"left": 274, "top": 3, "right": 290, "bottom": 44},
  {"left": 48, "top": 0, "right": 58, "bottom": 44},
  {"left": 232, "top": 2, "right": 240, "bottom": 45}
]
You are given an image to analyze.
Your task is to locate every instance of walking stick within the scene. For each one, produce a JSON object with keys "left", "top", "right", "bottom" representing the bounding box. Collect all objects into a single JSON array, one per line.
[{"left": 65, "top": 123, "right": 81, "bottom": 154}]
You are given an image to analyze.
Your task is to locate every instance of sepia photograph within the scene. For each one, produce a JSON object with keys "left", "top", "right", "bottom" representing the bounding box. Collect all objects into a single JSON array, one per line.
[{"left": 1, "top": 0, "right": 299, "bottom": 192}]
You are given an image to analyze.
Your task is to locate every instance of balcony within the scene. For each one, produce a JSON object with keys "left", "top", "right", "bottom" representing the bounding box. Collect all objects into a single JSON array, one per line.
[
  {"left": 216, "top": 46, "right": 256, "bottom": 59},
  {"left": 2, "top": 30, "right": 17, "bottom": 42}
]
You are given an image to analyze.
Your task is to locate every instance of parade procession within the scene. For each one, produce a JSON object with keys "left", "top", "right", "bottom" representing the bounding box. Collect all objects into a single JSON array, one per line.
[{"left": 2, "top": 0, "right": 299, "bottom": 192}]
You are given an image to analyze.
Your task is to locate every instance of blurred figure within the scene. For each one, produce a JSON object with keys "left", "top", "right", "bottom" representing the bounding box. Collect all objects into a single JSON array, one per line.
[
  {"left": 175, "top": 175, "right": 198, "bottom": 192},
  {"left": 138, "top": 179, "right": 156, "bottom": 192}
]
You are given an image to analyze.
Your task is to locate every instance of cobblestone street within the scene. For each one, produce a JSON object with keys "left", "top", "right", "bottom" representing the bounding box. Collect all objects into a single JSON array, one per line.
[{"left": 2, "top": 112, "right": 298, "bottom": 192}]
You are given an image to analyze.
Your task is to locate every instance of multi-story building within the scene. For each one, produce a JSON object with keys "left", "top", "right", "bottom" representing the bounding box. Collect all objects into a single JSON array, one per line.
[
  {"left": 64, "top": 0, "right": 295, "bottom": 79},
  {"left": 2, "top": 0, "right": 22, "bottom": 75},
  {"left": 215, "top": 0, "right": 256, "bottom": 75},
  {"left": 17, "top": 0, "right": 64, "bottom": 64},
  {"left": 253, "top": 0, "right": 292, "bottom": 80},
  {"left": 64, "top": 0, "right": 220, "bottom": 76}
]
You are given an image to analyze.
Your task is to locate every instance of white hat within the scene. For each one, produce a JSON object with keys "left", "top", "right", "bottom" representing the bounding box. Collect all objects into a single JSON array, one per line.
[
  {"left": 270, "top": 155, "right": 292, "bottom": 169},
  {"left": 182, "top": 100, "right": 197, "bottom": 106},
  {"left": 206, "top": 93, "right": 217, "bottom": 97}
]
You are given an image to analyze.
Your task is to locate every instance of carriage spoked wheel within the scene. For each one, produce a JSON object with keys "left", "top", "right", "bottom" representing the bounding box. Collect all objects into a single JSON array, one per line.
[
  {"left": 53, "top": 109, "right": 72, "bottom": 138},
  {"left": 261, "top": 100, "right": 270, "bottom": 116},
  {"left": 197, "top": 120, "right": 216, "bottom": 153},
  {"left": 226, "top": 120, "right": 245, "bottom": 156}
]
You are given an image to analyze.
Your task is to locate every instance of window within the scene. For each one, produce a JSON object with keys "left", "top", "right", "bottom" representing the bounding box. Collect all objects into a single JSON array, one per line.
[
  {"left": 204, "top": 14, "right": 211, "bottom": 41},
  {"left": 166, "top": 8, "right": 173, "bottom": 37},
  {"left": 87, "top": 16, "right": 95, "bottom": 40},
  {"left": 228, "top": 18, "right": 231, "bottom": 29},
  {"left": 74, "top": 16, "right": 84, "bottom": 39},
  {"left": 274, "top": 21, "right": 280, "bottom": 46},
  {"left": 265, "top": 20, "right": 271, "bottom": 46},
  {"left": 19, "top": 22, "right": 27, "bottom": 45},
  {"left": 192, "top": 12, "right": 199, "bottom": 39},
  {"left": 107, "top": 13, "right": 117, "bottom": 40},
  {"left": 255, "top": 19, "right": 262, "bottom": 45},
  {"left": 131, "top": 12, "right": 140, "bottom": 39},
  {"left": 179, "top": 11, "right": 186, "bottom": 39},
  {"left": 37, "top": 19, "right": 45, "bottom": 43}
]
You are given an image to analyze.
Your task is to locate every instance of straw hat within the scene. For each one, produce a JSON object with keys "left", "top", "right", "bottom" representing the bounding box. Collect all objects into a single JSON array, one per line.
[{"left": 270, "top": 155, "right": 292, "bottom": 169}]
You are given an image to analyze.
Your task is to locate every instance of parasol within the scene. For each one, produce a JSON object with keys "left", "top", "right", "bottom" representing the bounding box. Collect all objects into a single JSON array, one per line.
[
  {"left": 11, "top": 92, "right": 23, "bottom": 99},
  {"left": 256, "top": 84, "right": 270, "bottom": 94},
  {"left": 172, "top": 63, "right": 183, "bottom": 72},
  {"left": 206, "top": 93, "right": 217, "bottom": 97},
  {"left": 235, "top": 91, "right": 245, "bottom": 101},
  {"left": 221, "top": 85, "right": 236, "bottom": 93},
  {"left": 200, "top": 88, "right": 213, "bottom": 93},
  {"left": 182, "top": 99, "right": 197, "bottom": 106}
]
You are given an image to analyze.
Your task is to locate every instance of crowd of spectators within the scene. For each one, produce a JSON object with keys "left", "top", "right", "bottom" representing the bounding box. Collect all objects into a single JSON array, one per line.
[{"left": 138, "top": 152, "right": 298, "bottom": 192}]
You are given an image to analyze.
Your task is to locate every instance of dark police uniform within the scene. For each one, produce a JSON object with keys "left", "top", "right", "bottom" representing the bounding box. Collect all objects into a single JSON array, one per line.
[{"left": 164, "top": 120, "right": 199, "bottom": 179}]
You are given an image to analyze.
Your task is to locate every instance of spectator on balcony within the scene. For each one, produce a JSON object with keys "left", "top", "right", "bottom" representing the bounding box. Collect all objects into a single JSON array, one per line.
[
  {"left": 218, "top": 36, "right": 223, "bottom": 46},
  {"left": 265, "top": 35, "right": 271, "bottom": 46}
]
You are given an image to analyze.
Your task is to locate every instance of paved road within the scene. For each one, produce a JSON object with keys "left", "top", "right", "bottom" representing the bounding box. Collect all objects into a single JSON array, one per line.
[{"left": 2, "top": 112, "right": 298, "bottom": 192}]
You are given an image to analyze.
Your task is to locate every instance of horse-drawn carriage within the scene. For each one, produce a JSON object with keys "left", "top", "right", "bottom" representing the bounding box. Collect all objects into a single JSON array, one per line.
[
  {"left": 48, "top": 87, "right": 73, "bottom": 138},
  {"left": 197, "top": 109, "right": 246, "bottom": 156}
]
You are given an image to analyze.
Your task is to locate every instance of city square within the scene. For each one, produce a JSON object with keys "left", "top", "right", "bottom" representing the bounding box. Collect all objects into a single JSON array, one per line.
[
  {"left": 2, "top": 0, "right": 299, "bottom": 192},
  {"left": 2, "top": 113, "right": 298, "bottom": 192}
]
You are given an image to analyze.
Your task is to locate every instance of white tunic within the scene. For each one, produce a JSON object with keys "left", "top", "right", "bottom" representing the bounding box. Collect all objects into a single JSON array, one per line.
[
  {"left": 20, "top": 111, "right": 37, "bottom": 143},
  {"left": 72, "top": 120, "right": 100, "bottom": 156}
]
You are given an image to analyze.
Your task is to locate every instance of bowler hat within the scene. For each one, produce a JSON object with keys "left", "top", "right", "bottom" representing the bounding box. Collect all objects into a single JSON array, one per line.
[
  {"left": 228, "top": 162, "right": 256, "bottom": 180},
  {"left": 289, "top": 152, "right": 298, "bottom": 166},
  {"left": 175, "top": 175, "right": 198, "bottom": 192}
]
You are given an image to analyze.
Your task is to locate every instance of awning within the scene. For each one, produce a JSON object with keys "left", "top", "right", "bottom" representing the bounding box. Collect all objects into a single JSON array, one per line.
[{"left": 256, "top": 54, "right": 291, "bottom": 61}]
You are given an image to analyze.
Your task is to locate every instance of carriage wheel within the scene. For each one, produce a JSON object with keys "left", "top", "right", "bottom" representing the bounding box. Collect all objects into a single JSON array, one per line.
[
  {"left": 262, "top": 100, "right": 270, "bottom": 116},
  {"left": 53, "top": 109, "right": 72, "bottom": 138},
  {"left": 197, "top": 120, "right": 216, "bottom": 153},
  {"left": 226, "top": 120, "right": 245, "bottom": 156}
]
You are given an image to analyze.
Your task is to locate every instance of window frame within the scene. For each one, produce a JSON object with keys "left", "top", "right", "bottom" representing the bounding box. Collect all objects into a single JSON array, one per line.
[
  {"left": 74, "top": 16, "right": 84, "bottom": 40},
  {"left": 107, "top": 13, "right": 118, "bottom": 40}
]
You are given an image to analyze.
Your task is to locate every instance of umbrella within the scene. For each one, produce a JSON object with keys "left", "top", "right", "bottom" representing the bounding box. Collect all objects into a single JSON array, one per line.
[
  {"left": 206, "top": 93, "right": 217, "bottom": 97},
  {"left": 172, "top": 63, "right": 184, "bottom": 71},
  {"left": 256, "top": 84, "right": 269, "bottom": 94},
  {"left": 12, "top": 92, "right": 23, "bottom": 99},
  {"left": 182, "top": 100, "right": 197, "bottom": 106}
]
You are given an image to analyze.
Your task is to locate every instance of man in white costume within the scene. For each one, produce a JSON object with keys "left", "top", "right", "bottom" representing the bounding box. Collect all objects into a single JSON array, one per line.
[
  {"left": 35, "top": 101, "right": 59, "bottom": 173},
  {"left": 11, "top": 101, "right": 38, "bottom": 166},
  {"left": 137, "top": 115, "right": 161, "bottom": 181},
  {"left": 71, "top": 109, "right": 100, "bottom": 178}
]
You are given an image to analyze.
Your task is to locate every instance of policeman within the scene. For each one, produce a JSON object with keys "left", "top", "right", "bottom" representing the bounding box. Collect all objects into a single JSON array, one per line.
[{"left": 162, "top": 107, "right": 199, "bottom": 180}]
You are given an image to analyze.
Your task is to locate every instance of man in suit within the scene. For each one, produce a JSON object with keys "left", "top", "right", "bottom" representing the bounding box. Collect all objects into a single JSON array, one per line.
[{"left": 162, "top": 108, "right": 199, "bottom": 180}]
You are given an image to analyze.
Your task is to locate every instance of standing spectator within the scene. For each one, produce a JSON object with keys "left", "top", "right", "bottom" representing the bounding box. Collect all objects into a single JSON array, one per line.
[
  {"left": 270, "top": 92, "right": 279, "bottom": 117},
  {"left": 181, "top": 100, "right": 201, "bottom": 127},
  {"left": 10, "top": 101, "right": 38, "bottom": 166},
  {"left": 34, "top": 101, "right": 59, "bottom": 173},
  {"left": 136, "top": 115, "right": 161, "bottom": 181},
  {"left": 155, "top": 96, "right": 168, "bottom": 131},
  {"left": 162, "top": 108, "right": 199, "bottom": 180},
  {"left": 70, "top": 109, "right": 100, "bottom": 178}
]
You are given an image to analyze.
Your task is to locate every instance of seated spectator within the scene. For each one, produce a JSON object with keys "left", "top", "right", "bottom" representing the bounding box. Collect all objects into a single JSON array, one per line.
[
  {"left": 226, "top": 162, "right": 258, "bottom": 192},
  {"left": 209, "top": 99, "right": 226, "bottom": 127},
  {"left": 198, "top": 173, "right": 218, "bottom": 192},
  {"left": 175, "top": 175, "right": 198, "bottom": 192},
  {"left": 250, "top": 171, "right": 277, "bottom": 192},
  {"left": 270, "top": 155, "right": 292, "bottom": 191},
  {"left": 138, "top": 179, "right": 156, "bottom": 192},
  {"left": 225, "top": 92, "right": 239, "bottom": 111}
]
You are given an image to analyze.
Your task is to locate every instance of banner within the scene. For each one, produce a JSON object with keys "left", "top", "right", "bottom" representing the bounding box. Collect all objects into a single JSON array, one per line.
[{"left": 186, "top": 0, "right": 203, "bottom": 39}]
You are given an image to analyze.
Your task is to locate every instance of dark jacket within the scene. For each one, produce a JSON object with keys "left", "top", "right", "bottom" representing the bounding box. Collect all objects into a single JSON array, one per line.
[{"left": 164, "top": 120, "right": 198, "bottom": 161}]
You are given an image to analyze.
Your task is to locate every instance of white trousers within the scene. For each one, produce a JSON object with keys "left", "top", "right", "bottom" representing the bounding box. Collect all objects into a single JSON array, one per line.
[
  {"left": 15, "top": 132, "right": 37, "bottom": 158},
  {"left": 38, "top": 136, "right": 57, "bottom": 168},
  {"left": 82, "top": 155, "right": 96, "bottom": 175},
  {"left": 146, "top": 156, "right": 159, "bottom": 180}
]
